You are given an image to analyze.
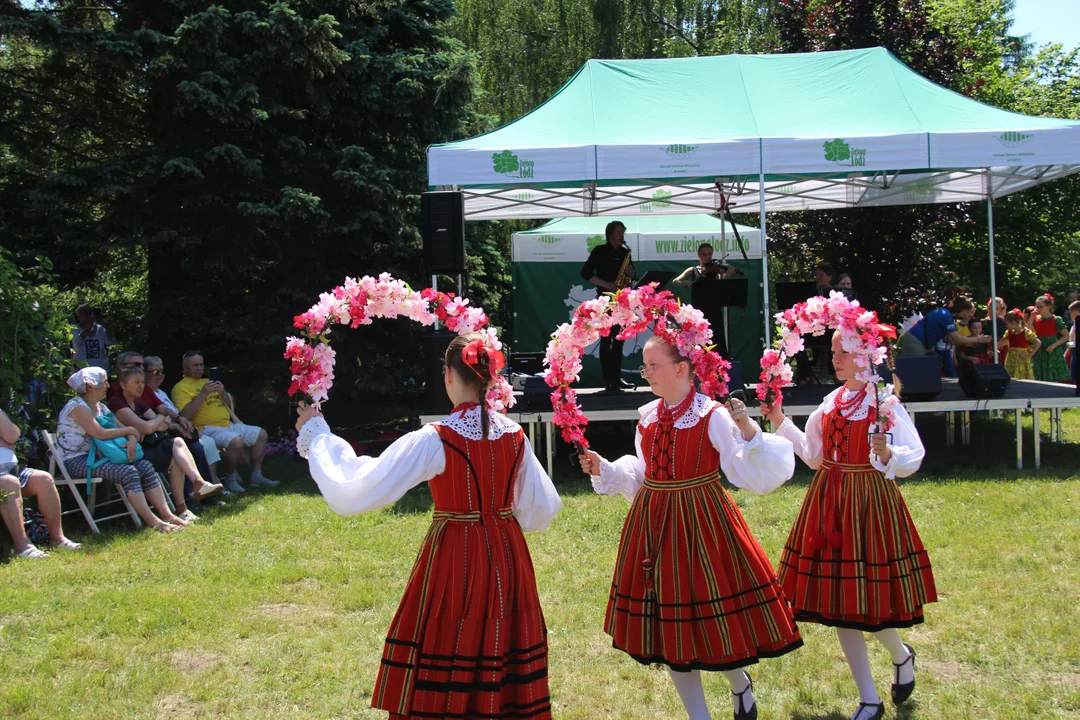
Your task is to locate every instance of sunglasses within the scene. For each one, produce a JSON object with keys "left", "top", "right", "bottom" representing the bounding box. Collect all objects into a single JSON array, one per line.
[
  {"left": 148, "top": 369, "right": 164, "bottom": 376},
  {"left": 183, "top": 350, "right": 201, "bottom": 358}
]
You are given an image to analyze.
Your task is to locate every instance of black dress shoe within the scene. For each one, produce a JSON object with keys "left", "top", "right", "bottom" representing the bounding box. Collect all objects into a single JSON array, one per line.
[
  {"left": 732, "top": 671, "right": 756, "bottom": 720},
  {"left": 852, "top": 701, "right": 885, "bottom": 720},
  {"left": 619, "top": 378, "right": 635, "bottom": 389},
  {"left": 891, "top": 643, "right": 916, "bottom": 704}
]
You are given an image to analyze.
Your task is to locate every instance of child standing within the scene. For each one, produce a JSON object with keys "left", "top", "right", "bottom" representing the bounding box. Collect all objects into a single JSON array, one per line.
[
  {"left": 295, "top": 333, "right": 562, "bottom": 719},
  {"left": 1005, "top": 310, "right": 1041, "bottom": 380},
  {"left": 580, "top": 335, "right": 801, "bottom": 720},
  {"left": 1031, "top": 294, "right": 1071, "bottom": 382},
  {"left": 763, "top": 333, "right": 935, "bottom": 720}
]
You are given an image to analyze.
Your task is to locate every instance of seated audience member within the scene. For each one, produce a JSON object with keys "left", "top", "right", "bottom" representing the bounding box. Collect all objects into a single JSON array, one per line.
[
  {"left": 71, "top": 303, "right": 115, "bottom": 371},
  {"left": 108, "top": 367, "right": 222, "bottom": 523},
  {"left": 172, "top": 352, "right": 277, "bottom": 492},
  {"left": 1069, "top": 300, "right": 1080, "bottom": 395},
  {"left": 145, "top": 356, "right": 225, "bottom": 499},
  {"left": 55, "top": 368, "right": 188, "bottom": 532},
  {"left": 958, "top": 318, "right": 992, "bottom": 370},
  {"left": 1, "top": 409, "right": 81, "bottom": 558}
]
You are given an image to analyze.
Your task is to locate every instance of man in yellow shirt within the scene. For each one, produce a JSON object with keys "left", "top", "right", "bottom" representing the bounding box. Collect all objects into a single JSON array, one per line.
[{"left": 172, "top": 352, "right": 277, "bottom": 493}]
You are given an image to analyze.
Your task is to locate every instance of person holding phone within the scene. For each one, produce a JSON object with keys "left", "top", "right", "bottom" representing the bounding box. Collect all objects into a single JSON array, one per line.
[
  {"left": 578, "top": 335, "right": 800, "bottom": 720},
  {"left": 171, "top": 351, "right": 277, "bottom": 493},
  {"left": 71, "top": 303, "right": 116, "bottom": 371}
]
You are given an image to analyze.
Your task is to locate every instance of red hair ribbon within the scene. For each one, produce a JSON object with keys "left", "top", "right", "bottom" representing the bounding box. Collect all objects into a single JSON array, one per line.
[
  {"left": 1045, "top": 293, "right": 1055, "bottom": 300},
  {"left": 461, "top": 339, "right": 506, "bottom": 380},
  {"left": 876, "top": 323, "right": 898, "bottom": 341}
]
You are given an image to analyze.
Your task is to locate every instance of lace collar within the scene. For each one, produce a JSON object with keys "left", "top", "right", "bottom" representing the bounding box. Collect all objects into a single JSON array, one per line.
[
  {"left": 639, "top": 392, "right": 716, "bottom": 429},
  {"left": 438, "top": 404, "right": 521, "bottom": 440},
  {"left": 821, "top": 385, "right": 873, "bottom": 421}
]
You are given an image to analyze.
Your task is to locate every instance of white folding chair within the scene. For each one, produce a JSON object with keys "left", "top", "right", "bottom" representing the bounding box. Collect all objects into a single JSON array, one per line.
[{"left": 43, "top": 431, "right": 142, "bottom": 533}]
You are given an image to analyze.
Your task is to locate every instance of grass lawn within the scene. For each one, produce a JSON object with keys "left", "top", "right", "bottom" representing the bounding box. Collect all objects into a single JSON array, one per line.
[{"left": 1, "top": 407, "right": 1078, "bottom": 719}]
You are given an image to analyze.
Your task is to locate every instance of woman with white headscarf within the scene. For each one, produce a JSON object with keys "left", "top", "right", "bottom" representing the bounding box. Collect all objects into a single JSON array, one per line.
[{"left": 55, "top": 368, "right": 189, "bottom": 532}]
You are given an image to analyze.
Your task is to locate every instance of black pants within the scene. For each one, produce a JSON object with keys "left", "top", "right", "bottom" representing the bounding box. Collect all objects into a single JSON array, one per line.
[{"left": 600, "top": 328, "right": 625, "bottom": 389}]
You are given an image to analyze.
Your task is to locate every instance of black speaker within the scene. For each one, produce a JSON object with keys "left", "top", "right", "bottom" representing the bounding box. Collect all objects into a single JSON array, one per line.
[
  {"left": 893, "top": 356, "right": 942, "bottom": 401},
  {"left": 521, "top": 376, "right": 550, "bottom": 412},
  {"left": 423, "top": 329, "right": 456, "bottom": 415},
  {"left": 959, "top": 363, "right": 1010, "bottom": 398},
  {"left": 421, "top": 191, "right": 466, "bottom": 274}
]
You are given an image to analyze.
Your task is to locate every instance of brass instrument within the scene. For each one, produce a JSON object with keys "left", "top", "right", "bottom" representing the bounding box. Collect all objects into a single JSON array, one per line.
[{"left": 615, "top": 250, "right": 634, "bottom": 290}]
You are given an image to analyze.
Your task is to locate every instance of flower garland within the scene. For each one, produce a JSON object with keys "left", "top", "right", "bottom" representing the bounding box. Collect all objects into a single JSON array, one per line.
[
  {"left": 544, "top": 284, "right": 730, "bottom": 450},
  {"left": 757, "top": 290, "right": 900, "bottom": 431},
  {"left": 285, "top": 273, "right": 514, "bottom": 411}
]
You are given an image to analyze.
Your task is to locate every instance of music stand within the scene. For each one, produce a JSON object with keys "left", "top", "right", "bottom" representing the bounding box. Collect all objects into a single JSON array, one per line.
[
  {"left": 633, "top": 271, "right": 675, "bottom": 290},
  {"left": 694, "top": 277, "right": 749, "bottom": 310},
  {"left": 774, "top": 281, "right": 818, "bottom": 311}
]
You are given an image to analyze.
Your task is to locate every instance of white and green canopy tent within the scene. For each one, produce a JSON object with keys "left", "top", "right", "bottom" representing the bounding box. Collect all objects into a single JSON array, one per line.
[
  {"left": 512, "top": 215, "right": 761, "bottom": 386},
  {"left": 428, "top": 46, "right": 1080, "bottom": 352}
]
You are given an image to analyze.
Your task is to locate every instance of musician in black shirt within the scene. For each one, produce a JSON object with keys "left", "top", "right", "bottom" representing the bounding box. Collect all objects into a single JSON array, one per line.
[
  {"left": 581, "top": 221, "right": 635, "bottom": 391},
  {"left": 673, "top": 242, "right": 736, "bottom": 357}
]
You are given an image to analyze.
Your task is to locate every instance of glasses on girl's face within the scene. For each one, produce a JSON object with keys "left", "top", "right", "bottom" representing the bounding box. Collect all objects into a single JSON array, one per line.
[{"left": 638, "top": 361, "right": 679, "bottom": 377}]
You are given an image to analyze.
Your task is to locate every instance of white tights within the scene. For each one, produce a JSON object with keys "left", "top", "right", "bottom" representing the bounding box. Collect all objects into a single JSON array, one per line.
[
  {"left": 668, "top": 668, "right": 754, "bottom": 720},
  {"left": 836, "top": 627, "right": 914, "bottom": 706}
]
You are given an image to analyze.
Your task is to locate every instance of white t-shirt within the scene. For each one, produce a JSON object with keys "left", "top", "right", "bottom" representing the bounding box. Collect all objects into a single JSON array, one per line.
[
  {"left": 154, "top": 388, "right": 178, "bottom": 412},
  {"left": 0, "top": 446, "right": 16, "bottom": 475},
  {"left": 71, "top": 323, "right": 114, "bottom": 371}
]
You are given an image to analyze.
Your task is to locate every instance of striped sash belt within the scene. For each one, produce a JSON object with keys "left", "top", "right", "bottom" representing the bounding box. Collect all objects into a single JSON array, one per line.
[
  {"left": 808, "top": 460, "right": 877, "bottom": 553},
  {"left": 432, "top": 507, "right": 514, "bottom": 525},
  {"left": 643, "top": 470, "right": 720, "bottom": 491}
]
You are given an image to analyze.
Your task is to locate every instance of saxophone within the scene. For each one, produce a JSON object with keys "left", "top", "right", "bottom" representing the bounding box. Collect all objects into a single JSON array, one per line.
[{"left": 614, "top": 249, "right": 633, "bottom": 290}]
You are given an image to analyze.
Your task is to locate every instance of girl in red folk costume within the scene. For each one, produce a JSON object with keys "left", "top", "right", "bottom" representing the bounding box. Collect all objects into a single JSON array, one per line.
[
  {"left": 763, "top": 332, "right": 935, "bottom": 720},
  {"left": 294, "top": 333, "right": 561, "bottom": 720},
  {"left": 579, "top": 336, "right": 801, "bottom": 720}
]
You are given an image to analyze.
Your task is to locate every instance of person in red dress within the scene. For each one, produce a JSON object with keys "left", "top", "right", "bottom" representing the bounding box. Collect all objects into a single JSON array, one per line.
[
  {"left": 763, "top": 332, "right": 935, "bottom": 720},
  {"left": 295, "top": 332, "right": 562, "bottom": 720},
  {"left": 579, "top": 336, "right": 801, "bottom": 720}
]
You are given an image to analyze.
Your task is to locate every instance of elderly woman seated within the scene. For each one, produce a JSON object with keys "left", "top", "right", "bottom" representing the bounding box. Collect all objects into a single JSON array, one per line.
[
  {"left": 1, "top": 409, "right": 81, "bottom": 558},
  {"left": 107, "top": 367, "right": 222, "bottom": 523},
  {"left": 55, "top": 368, "right": 188, "bottom": 532}
]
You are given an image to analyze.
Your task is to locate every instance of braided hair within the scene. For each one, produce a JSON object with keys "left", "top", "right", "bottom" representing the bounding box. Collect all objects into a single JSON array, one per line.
[{"left": 445, "top": 332, "right": 496, "bottom": 439}]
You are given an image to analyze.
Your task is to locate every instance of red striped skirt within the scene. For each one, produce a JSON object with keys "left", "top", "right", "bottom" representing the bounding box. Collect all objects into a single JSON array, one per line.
[
  {"left": 604, "top": 473, "right": 803, "bottom": 671},
  {"left": 777, "top": 462, "right": 937, "bottom": 632},
  {"left": 374, "top": 509, "right": 551, "bottom": 719}
]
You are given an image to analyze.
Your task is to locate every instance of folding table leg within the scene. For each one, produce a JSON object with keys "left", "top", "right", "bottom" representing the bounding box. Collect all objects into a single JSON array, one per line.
[
  {"left": 1016, "top": 410, "right": 1023, "bottom": 470},
  {"left": 1034, "top": 409, "right": 1041, "bottom": 469}
]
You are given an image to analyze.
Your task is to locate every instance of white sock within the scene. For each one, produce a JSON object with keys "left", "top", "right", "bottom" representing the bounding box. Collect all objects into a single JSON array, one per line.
[
  {"left": 722, "top": 669, "right": 754, "bottom": 713},
  {"left": 669, "top": 669, "right": 711, "bottom": 720},
  {"left": 873, "top": 629, "right": 914, "bottom": 684},
  {"left": 836, "top": 628, "right": 881, "bottom": 705}
]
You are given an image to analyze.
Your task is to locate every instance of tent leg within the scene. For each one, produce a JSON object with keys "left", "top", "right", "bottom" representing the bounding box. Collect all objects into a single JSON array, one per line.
[
  {"left": 759, "top": 172, "right": 770, "bottom": 348},
  {"left": 988, "top": 193, "right": 999, "bottom": 362}
]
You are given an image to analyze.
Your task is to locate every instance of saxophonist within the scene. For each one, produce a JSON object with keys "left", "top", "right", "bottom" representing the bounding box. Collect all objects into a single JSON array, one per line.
[{"left": 580, "top": 220, "right": 635, "bottom": 392}]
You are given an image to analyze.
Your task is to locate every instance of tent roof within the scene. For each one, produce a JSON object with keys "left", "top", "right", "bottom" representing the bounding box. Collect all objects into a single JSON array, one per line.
[
  {"left": 427, "top": 47, "right": 1080, "bottom": 220},
  {"left": 516, "top": 214, "right": 758, "bottom": 236}
]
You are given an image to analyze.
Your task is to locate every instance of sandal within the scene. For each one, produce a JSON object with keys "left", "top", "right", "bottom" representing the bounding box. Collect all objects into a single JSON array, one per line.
[
  {"left": 195, "top": 481, "right": 224, "bottom": 500},
  {"left": 17, "top": 545, "right": 49, "bottom": 559},
  {"left": 50, "top": 538, "right": 82, "bottom": 551},
  {"left": 733, "top": 671, "right": 757, "bottom": 720},
  {"left": 850, "top": 702, "right": 884, "bottom": 720}
]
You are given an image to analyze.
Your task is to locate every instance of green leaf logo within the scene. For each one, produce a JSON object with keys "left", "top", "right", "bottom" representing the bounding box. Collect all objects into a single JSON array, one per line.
[
  {"left": 492, "top": 150, "right": 520, "bottom": 174},
  {"left": 651, "top": 189, "right": 673, "bottom": 208},
  {"left": 586, "top": 235, "right": 605, "bottom": 251},
  {"left": 537, "top": 235, "right": 561, "bottom": 245},
  {"left": 664, "top": 143, "right": 698, "bottom": 158},
  {"left": 997, "top": 131, "right": 1033, "bottom": 148},
  {"left": 823, "top": 138, "right": 851, "bottom": 163}
]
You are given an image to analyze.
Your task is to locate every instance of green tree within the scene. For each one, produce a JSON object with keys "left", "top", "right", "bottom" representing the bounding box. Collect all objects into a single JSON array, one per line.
[{"left": 1, "top": 1, "right": 478, "bottom": 420}]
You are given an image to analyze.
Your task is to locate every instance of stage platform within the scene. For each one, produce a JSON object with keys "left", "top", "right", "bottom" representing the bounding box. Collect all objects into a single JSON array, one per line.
[{"left": 422, "top": 379, "right": 1080, "bottom": 476}]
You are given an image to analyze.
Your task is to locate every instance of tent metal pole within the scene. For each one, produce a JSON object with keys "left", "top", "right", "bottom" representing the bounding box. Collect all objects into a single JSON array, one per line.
[
  {"left": 988, "top": 192, "right": 999, "bottom": 363},
  {"left": 759, "top": 172, "right": 771, "bottom": 347}
]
